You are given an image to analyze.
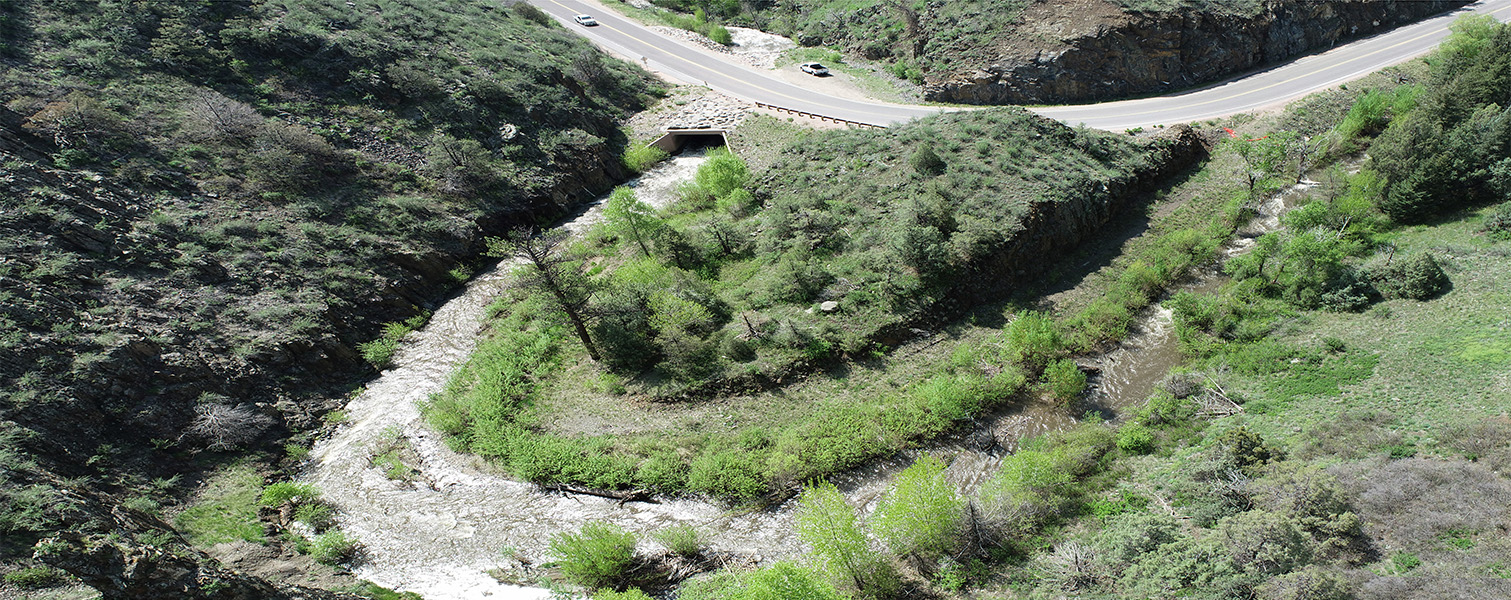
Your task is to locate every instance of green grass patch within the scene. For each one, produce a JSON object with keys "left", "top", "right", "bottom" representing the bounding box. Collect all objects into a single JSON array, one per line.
[{"left": 174, "top": 463, "right": 266, "bottom": 546}]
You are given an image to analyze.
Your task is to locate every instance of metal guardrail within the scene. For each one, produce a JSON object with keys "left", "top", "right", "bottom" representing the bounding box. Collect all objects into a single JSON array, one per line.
[{"left": 752, "top": 102, "right": 885, "bottom": 129}]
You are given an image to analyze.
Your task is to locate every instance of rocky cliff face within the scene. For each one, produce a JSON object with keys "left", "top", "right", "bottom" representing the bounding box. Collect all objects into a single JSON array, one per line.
[{"left": 926, "top": 0, "right": 1469, "bottom": 105}]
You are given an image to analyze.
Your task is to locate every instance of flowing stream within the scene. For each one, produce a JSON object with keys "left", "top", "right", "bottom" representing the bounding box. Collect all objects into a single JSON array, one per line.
[{"left": 306, "top": 147, "right": 1315, "bottom": 598}]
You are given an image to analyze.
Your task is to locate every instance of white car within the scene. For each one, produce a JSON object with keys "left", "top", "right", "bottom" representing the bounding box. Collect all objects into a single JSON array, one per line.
[
  {"left": 800, "top": 62, "right": 830, "bottom": 76},
  {"left": 573, "top": 14, "right": 598, "bottom": 26}
]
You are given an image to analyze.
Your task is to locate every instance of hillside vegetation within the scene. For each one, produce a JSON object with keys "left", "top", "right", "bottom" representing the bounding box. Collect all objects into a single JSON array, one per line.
[
  {"left": 423, "top": 108, "right": 1216, "bottom": 500},
  {"left": 0, "top": 0, "right": 655, "bottom": 593},
  {"left": 556, "top": 16, "right": 1511, "bottom": 600}
]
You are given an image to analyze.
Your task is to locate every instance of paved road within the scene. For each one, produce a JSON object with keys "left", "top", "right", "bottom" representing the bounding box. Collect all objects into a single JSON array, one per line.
[{"left": 537, "top": 0, "right": 1511, "bottom": 130}]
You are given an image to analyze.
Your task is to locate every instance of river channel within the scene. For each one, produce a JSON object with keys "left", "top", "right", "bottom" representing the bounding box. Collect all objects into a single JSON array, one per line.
[{"left": 305, "top": 148, "right": 1314, "bottom": 598}]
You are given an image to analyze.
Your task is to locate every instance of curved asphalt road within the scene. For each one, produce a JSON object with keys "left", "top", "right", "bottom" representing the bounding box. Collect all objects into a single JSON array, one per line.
[{"left": 537, "top": 0, "right": 1511, "bottom": 130}]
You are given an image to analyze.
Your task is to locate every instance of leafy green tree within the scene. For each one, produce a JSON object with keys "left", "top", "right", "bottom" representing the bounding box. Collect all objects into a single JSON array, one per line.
[
  {"left": 1230, "top": 133, "right": 1289, "bottom": 200},
  {"left": 871, "top": 455, "right": 963, "bottom": 572},
  {"left": 795, "top": 481, "right": 897, "bottom": 597},
  {"left": 977, "top": 448, "right": 1073, "bottom": 534},
  {"left": 604, "top": 187, "right": 664, "bottom": 257},
  {"left": 550, "top": 521, "right": 638, "bottom": 591},
  {"left": 695, "top": 147, "right": 750, "bottom": 199},
  {"left": 490, "top": 229, "right": 600, "bottom": 360}
]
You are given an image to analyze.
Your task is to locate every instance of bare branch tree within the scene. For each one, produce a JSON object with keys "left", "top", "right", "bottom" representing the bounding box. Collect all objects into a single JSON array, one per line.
[
  {"left": 182, "top": 403, "right": 274, "bottom": 451},
  {"left": 181, "top": 89, "right": 263, "bottom": 143}
]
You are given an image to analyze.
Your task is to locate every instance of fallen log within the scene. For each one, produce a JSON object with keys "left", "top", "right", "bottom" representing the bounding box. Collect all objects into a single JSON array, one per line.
[{"left": 543, "top": 483, "right": 657, "bottom": 504}]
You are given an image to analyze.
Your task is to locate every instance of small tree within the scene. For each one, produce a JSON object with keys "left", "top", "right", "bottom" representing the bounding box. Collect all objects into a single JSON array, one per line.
[
  {"left": 550, "top": 521, "right": 637, "bottom": 591},
  {"left": 490, "top": 228, "right": 600, "bottom": 360},
  {"left": 795, "top": 482, "right": 897, "bottom": 597},
  {"left": 603, "top": 187, "right": 662, "bottom": 257},
  {"left": 870, "top": 456, "right": 963, "bottom": 573},
  {"left": 1231, "top": 134, "right": 1288, "bottom": 200}
]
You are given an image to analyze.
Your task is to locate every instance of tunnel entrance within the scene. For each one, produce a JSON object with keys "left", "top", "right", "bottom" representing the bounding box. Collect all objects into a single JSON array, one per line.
[{"left": 650, "top": 128, "right": 728, "bottom": 154}]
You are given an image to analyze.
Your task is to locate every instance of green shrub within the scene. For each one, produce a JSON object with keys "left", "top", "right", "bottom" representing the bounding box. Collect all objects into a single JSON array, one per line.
[
  {"left": 1096, "top": 511, "right": 1179, "bottom": 569},
  {"left": 344, "top": 580, "right": 424, "bottom": 600},
  {"left": 1258, "top": 567, "right": 1353, "bottom": 600},
  {"left": 1218, "top": 426, "right": 1285, "bottom": 471},
  {"left": 871, "top": 456, "right": 963, "bottom": 565},
  {"left": 511, "top": 2, "right": 553, "bottom": 26},
  {"left": 909, "top": 146, "right": 945, "bottom": 176},
  {"left": 795, "top": 482, "right": 899, "bottom": 597},
  {"left": 594, "top": 590, "right": 654, "bottom": 600},
  {"left": 622, "top": 143, "right": 668, "bottom": 174},
  {"left": 1483, "top": 202, "right": 1511, "bottom": 239},
  {"left": 1368, "top": 253, "right": 1450, "bottom": 300},
  {"left": 978, "top": 447, "right": 1075, "bottom": 529},
  {"left": 294, "top": 502, "right": 336, "bottom": 531},
  {"left": 3, "top": 566, "right": 62, "bottom": 588},
  {"left": 1001, "top": 311, "right": 1062, "bottom": 369},
  {"left": 260, "top": 481, "right": 320, "bottom": 508},
  {"left": 1116, "top": 423, "right": 1156, "bottom": 454},
  {"left": 1041, "top": 359, "right": 1086, "bottom": 404},
  {"left": 677, "top": 561, "right": 845, "bottom": 600},
  {"left": 653, "top": 523, "right": 705, "bottom": 557},
  {"left": 694, "top": 147, "right": 749, "bottom": 198},
  {"left": 706, "top": 24, "right": 733, "bottom": 45},
  {"left": 687, "top": 450, "right": 765, "bottom": 500},
  {"left": 550, "top": 521, "right": 637, "bottom": 591},
  {"left": 310, "top": 530, "right": 359, "bottom": 565}
]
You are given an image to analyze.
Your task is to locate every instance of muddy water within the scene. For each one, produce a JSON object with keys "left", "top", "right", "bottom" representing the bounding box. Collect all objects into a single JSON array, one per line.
[{"left": 307, "top": 155, "right": 1316, "bottom": 598}]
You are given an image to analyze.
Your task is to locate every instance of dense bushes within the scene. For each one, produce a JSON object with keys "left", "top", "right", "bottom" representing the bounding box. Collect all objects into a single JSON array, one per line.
[
  {"left": 1369, "top": 16, "right": 1511, "bottom": 223},
  {"left": 1367, "top": 253, "right": 1450, "bottom": 301}
]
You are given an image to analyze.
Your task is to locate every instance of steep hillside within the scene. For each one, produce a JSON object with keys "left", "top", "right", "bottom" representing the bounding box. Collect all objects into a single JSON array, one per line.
[{"left": 0, "top": 0, "right": 655, "bottom": 593}]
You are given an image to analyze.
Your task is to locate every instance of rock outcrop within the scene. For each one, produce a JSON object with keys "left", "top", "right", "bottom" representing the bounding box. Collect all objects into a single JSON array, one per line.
[{"left": 926, "top": 0, "right": 1469, "bottom": 105}]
